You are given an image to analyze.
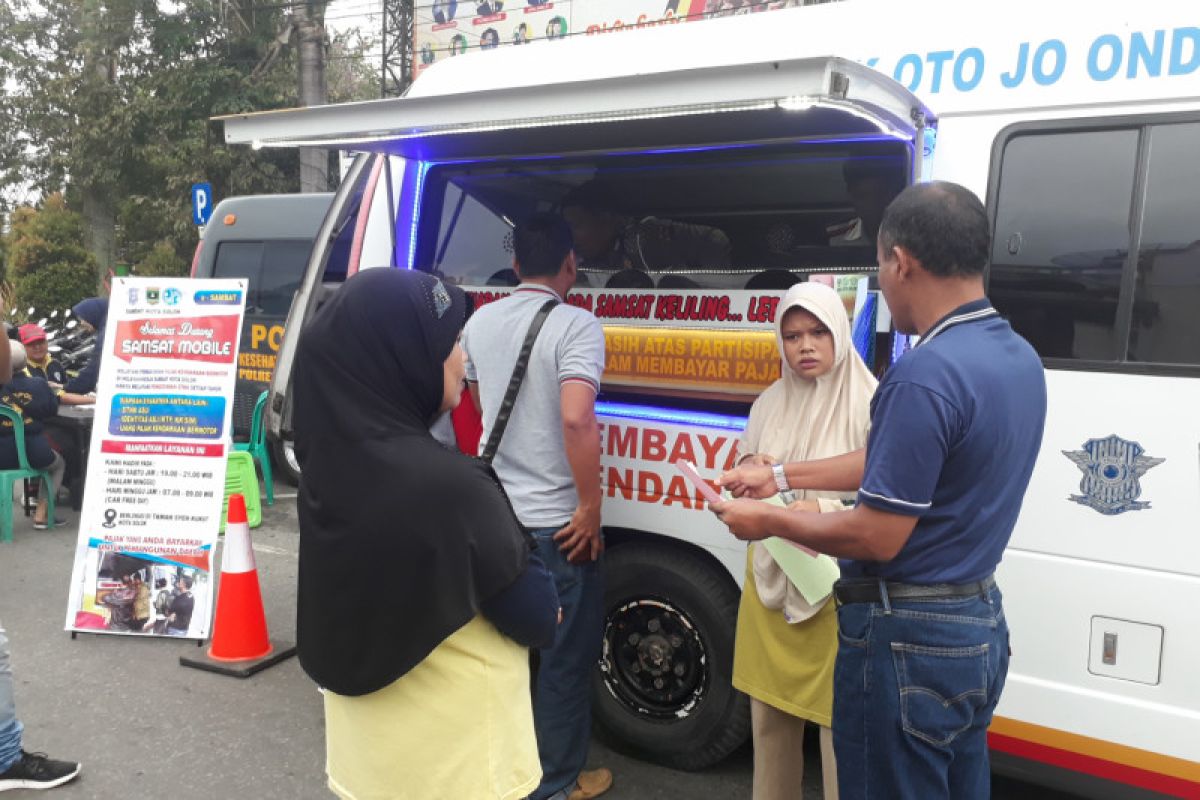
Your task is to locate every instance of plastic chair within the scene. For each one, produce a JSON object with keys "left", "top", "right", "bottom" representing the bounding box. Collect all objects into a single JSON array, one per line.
[
  {"left": 221, "top": 450, "right": 262, "bottom": 531},
  {"left": 234, "top": 391, "right": 274, "bottom": 505},
  {"left": 0, "top": 406, "right": 56, "bottom": 543}
]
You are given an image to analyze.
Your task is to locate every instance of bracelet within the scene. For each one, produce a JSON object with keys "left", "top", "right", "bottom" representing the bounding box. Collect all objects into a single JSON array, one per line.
[{"left": 771, "top": 463, "right": 789, "bottom": 493}]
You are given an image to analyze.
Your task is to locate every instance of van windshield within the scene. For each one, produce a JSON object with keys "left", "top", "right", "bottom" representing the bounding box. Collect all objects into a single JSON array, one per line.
[{"left": 415, "top": 143, "right": 909, "bottom": 290}]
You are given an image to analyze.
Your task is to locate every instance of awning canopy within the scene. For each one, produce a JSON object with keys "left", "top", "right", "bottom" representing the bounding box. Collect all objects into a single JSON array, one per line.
[{"left": 217, "top": 56, "right": 935, "bottom": 162}]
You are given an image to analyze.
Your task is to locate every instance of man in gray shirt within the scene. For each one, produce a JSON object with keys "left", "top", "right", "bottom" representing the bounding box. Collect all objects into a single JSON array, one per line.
[{"left": 463, "top": 214, "right": 610, "bottom": 800}]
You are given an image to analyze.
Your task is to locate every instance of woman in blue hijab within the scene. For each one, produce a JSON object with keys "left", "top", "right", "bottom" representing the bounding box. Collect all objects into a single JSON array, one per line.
[{"left": 65, "top": 298, "right": 108, "bottom": 395}]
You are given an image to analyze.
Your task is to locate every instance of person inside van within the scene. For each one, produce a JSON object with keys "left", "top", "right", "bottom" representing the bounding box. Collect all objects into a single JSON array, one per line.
[
  {"left": 731, "top": 281, "right": 876, "bottom": 800},
  {"left": 292, "top": 269, "right": 559, "bottom": 800},
  {"left": 0, "top": 342, "right": 67, "bottom": 530},
  {"left": 561, "top": 180, "right": 732, "bottom": 274},
  {"left": 64, "top": 297, "right": 108, "bottom": 396},
  {"left": 827, "top": 159, "right": 906, "bottom": 247}
]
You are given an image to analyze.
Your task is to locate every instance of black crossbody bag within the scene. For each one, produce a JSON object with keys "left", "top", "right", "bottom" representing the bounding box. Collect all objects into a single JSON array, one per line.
[{"left": 478, "top": 297, "right": 559, "bottom": 466}]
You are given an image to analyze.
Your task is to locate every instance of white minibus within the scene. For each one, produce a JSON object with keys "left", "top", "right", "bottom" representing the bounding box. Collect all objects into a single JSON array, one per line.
[{"left": 218, "top": 2, "right": 1200, "bottom": 795}]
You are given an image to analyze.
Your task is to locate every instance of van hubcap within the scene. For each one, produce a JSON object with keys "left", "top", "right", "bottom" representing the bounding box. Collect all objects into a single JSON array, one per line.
[{"left": 599, "top": 598, "right": 707, "bottom": 720}]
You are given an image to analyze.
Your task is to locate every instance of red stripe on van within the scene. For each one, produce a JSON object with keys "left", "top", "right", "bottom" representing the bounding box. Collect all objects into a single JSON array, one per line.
[
  {"left": 989, "top": 731, "right": 1200, "bottom": 798},
  {"left": 348, "top": 157, "right": 385, "bottom": 276}
]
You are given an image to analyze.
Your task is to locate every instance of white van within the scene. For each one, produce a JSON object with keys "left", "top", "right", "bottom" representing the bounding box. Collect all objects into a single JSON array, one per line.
[{"left": 219, "top": 2, "right": 1200, "bottom": 795}]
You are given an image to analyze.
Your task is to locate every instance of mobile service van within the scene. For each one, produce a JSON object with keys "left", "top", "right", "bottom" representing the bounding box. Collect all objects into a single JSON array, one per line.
[
  {"left": 191, "top": 193, "right": 339, "bottom": 482},
  {"left": 218, "top": 1, "right": 1200, "bottom": 795}
]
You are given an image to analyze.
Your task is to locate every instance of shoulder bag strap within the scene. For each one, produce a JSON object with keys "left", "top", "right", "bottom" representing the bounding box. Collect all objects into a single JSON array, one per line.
[{"left": 479, "top": 297, "right": 559, "bottom": 465}]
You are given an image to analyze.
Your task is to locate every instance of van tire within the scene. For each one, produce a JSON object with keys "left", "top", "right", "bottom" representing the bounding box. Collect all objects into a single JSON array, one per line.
[
  {"left": 271, "top": 439, "right": 301, "bottom": 486},
  {"left": 591, "top": 540, "right": 749, "bottom": 771}
]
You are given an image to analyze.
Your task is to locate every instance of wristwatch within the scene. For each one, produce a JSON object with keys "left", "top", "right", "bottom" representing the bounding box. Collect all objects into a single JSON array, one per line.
[{"left": 771, "top": 463, "right": 789, "bottom": 494}]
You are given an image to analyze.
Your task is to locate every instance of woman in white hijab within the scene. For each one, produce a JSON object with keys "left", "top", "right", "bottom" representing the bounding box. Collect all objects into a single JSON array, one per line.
[{"left": 732, "top": 281, "right": 876, "bottom": 800}]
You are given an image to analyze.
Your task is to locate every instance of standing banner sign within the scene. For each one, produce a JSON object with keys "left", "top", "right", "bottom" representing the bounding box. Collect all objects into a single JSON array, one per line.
[{"left": 64, "top": 277, "right": 248, "bottom": 639}]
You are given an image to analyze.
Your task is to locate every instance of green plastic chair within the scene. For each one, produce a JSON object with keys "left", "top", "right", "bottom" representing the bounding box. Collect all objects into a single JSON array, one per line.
[
  {"left": 220, "top": 450, "right": 262, "bottom": 531},
  {"left": 0, "top": 406, "right": 57, "bottom": 543},
  {"left": 234, "top": 391, "right": 274, "bottom": 505}
]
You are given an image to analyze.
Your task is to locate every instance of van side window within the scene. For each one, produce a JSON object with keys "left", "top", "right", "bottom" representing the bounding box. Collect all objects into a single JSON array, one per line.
[
  {"left": 430, "top": 183, "right": 514, "bottom": 286},
  {"left": 989, "top": 129, "right": 1139, "bottom": 361},
  {"left": 990, "top": 118, "right": 1200, "bottom": 370},
  {"left": 1127, "top": 122, "right": 1200, "bottom": 366}
]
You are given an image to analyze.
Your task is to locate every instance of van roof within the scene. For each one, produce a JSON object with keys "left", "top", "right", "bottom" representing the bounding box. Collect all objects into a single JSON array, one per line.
[{"left": 219, "top": 0, "right": 1200, "bottom": 146}]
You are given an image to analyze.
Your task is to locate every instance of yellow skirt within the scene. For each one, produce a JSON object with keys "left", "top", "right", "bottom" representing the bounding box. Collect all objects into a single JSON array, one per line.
[
  {"left": 732, "top": 544, "right": 838, "bottom": 727},
  {"left": 324, "top": 616, "right": 541, "bottom": 800}
]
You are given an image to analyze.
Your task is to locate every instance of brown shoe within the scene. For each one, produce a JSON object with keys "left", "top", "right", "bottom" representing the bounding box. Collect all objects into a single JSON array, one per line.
[{"left": 567, "top": 768, "right": 613, "bottom": 800}]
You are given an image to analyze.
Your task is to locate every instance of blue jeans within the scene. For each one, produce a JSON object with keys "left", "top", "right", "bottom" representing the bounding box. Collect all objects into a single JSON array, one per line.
[
  {"left": 528, "top": 527, "right": 604, "bottom": 800},
  {"left": 832, "top": 583, "right": 1009, "bottom": 800},
  {"left": 0, "top": 620, "right": 23, "bottom": 773}
]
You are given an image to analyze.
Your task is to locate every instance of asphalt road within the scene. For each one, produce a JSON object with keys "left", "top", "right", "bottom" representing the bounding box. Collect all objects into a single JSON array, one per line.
[{"left": 0, "top": 488, "right": 1081, "bottom": 799}]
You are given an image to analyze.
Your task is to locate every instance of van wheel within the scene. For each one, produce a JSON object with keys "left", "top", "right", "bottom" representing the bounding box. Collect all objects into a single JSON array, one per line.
[
  {"left": 271, "top": 439, "right": 301, "bottom": 486},
  {"left": 592, "top": 541, "right": 749, "bottom": 771}
]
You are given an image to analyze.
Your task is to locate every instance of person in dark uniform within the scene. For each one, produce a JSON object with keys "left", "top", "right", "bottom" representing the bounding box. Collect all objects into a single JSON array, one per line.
[
  {"left": 714, "top": 182, "right": 1047, "bottom": 800},
  {"left": 561, "top": 181, "right": 731, "bottom": 274},
  {"left": 18, "top": 325, "right": 66, "bottom": 385},
  {"left": 0, "top": 341, "right": 66, "bottom": 530},
  {"left": 22, "top": 323, "right": 92, "bottom": 510},
  {"left": 165, "top": 575, "right": 195, "bottom": 636},
  {"left": 64, "top": 298, "right": 107, "bottom": 396}
]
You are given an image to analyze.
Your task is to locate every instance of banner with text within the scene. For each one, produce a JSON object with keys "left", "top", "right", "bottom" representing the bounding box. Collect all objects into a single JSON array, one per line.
[
  {"left": 64, "top": 278, "right": 248, "bottom": 639},
  {"left": 413, "top": 1, "right": 805, "bottom": 75}
]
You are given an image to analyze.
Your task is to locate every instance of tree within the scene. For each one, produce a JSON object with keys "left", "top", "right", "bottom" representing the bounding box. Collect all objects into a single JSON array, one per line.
[
  {"left": 2, "top": 0, "right": 376, "bottom": 290},
  {"left": 4, "top": 195, "right": 98, "bottom": 313},
  {"left": 133, "top": 241, "right": 188, "bottom": 277}
]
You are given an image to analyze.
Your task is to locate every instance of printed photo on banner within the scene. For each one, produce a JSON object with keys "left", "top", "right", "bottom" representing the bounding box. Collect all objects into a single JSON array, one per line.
[{"left": 72, "top": 548, "right": 211, "bottom": 637}]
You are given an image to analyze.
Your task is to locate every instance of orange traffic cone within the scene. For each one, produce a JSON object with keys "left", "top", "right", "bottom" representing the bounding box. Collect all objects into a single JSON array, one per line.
[{"left": 180, "top": 493, "right": 295, "bottom": 677}]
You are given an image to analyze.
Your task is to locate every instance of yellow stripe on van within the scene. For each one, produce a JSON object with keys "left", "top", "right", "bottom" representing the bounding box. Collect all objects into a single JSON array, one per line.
[{"left": 602, "top": 325, "right": 780, "bottom": 395}]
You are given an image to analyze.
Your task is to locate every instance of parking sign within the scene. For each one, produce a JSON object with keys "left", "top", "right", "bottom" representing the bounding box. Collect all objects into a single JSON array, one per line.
[{"left": 191, "top": 183, "right": 213, "bottom": 226}]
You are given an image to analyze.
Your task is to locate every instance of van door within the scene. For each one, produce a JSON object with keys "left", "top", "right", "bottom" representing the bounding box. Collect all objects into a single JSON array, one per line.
[{"left": 263, "top": 153, "right": 379, "bottom": 455}]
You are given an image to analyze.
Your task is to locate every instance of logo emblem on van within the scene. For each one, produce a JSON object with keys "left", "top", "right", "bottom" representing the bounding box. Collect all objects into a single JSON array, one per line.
[{"left": 1063, "top": 435, "right": 1164, "bottom": 515}]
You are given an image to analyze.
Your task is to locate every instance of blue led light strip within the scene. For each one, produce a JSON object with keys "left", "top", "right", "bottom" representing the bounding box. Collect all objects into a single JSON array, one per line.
[
  {"left": 406, "top": 161, "right": 429, "bottom": 270},
  {"left": 596, "top": 401, "right": 747, "bottom": 432}
]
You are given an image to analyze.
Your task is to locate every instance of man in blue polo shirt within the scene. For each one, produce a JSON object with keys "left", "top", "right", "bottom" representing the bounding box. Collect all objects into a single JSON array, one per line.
[{"left": 714, "top": 181, "right": 1046, "bottom": 799}]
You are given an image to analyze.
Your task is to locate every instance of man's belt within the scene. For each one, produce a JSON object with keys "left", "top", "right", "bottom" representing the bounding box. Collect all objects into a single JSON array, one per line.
[{"left": 834, "top": 574, "right": 996, "bottom": 605}]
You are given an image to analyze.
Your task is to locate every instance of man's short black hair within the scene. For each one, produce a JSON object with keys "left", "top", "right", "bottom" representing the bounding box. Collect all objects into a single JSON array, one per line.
[
  {"left": 177, "top": 574, "right": 193, "bottom": 590},
  {"left": 514, "top": 213, "right": 574, "bottom": 278},
  {"left": 877, "top": 182, "right": 990, "bottom": 277}
]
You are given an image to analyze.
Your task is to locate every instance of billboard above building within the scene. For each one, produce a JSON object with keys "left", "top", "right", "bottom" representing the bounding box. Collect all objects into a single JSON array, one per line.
[{"left": 414, "top": 1, "right": 810, "bottom": 74}]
